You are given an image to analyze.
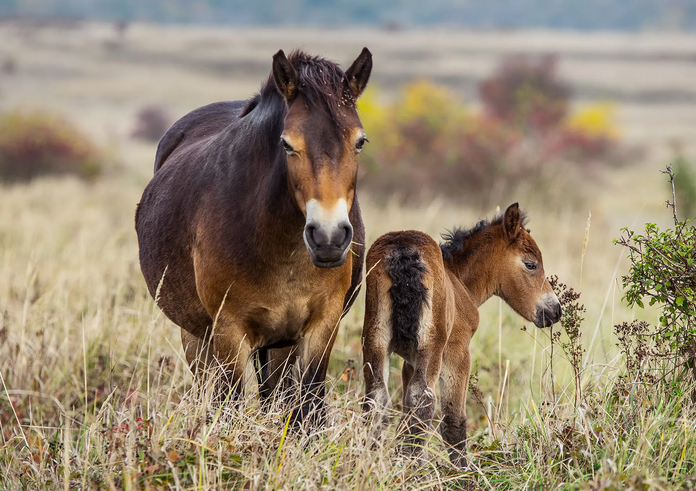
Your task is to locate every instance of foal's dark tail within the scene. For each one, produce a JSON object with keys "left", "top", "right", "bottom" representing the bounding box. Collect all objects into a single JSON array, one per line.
[{"left": 385, "top": 247, "right": 429, "bottom": 354}]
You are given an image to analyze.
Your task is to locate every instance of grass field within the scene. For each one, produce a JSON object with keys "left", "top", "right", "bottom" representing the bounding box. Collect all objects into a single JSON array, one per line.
[{"left": 0, "top": 21, "right": 695, "bottom": 489}]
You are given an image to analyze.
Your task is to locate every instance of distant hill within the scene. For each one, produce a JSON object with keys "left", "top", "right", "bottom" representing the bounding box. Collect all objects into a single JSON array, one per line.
[{"left": 1, "top": 0, "right": 695, "bottom": 31}]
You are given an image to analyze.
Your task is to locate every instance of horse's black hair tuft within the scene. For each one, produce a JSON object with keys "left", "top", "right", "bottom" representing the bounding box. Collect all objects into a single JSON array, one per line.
[
  {"left": 440, "top": 211, "right": 528, "bottom": 262},
  {"left": 243, "top": 50, "right": 354, "bottom": 123},
  {"left": 385, "top": 247, "right": 429, "bottom": 354}
]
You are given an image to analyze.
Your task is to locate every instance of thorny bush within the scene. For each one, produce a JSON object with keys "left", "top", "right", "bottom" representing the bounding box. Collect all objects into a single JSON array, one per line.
[
  {"left": 614, "top": 165, "right": 696, "bottom": 396},
  {"left": 549, "top": 276, "right": 586, "bottom": 408}
]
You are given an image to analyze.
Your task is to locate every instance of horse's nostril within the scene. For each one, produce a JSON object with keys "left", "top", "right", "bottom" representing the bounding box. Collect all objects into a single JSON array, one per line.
[
  {"left": 341, "top": 224, "right": 352, "bottom": 246},
  {"left": 305, "top": 225, "right": 318, "bottom": 248}
]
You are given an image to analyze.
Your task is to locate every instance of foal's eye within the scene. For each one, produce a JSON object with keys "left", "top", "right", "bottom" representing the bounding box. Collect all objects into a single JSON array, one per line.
[
  {"left": 355, "top": 137, "right": 368, "bottom": 153},
  {"left": 524, "top": 262, "right": 537, "bottom": 271},
  {"left": 281, "top": 139, "right": 294, "bottom": 154}
]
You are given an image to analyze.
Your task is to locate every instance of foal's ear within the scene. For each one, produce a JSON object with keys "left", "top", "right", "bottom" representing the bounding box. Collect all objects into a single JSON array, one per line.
[
  {"left": 503, "top": 203, "right": 522, "bottom": 242},
  {"left": 272, "top": 50, "right": 298, "bottom": 102},
  {"left": 345, "top": 47, "right": 373, "bottom": 98}
]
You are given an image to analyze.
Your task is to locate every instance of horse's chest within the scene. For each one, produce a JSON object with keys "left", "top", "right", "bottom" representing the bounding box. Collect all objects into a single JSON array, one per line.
[
  {"left": 246, "top": 266, "right": 334, "bottom": 343},
  {"left": 256, "top": 292, "right": 313, "bottom": 336}
]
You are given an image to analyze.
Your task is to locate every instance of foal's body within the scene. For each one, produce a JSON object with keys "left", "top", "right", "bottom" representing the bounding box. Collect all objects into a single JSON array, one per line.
[
  {"left": 362, "top": 204, "right": 561, "bottom": 466},
  {"left": 136, "top": 49, "right": 373, "bottom": 422}
]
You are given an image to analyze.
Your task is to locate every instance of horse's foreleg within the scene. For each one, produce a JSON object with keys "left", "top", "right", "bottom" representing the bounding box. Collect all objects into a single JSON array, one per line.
[
  {"left": 211, "top": 322, "right": 253, "bottom": 405},
  {"left": 292, "top": 321, "right": 341, "bottom": 428},
  {"left": 438, "top": 336, "right": 471, "bottom": 469}
]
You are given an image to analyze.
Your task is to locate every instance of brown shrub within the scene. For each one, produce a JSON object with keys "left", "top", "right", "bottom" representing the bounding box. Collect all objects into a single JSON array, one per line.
[
  {"left": 131, "top": 105, "right": 172, "bottom": 142},
  {"left": 362, "top": 114, "right": 519, "bottom": 203},
  {"left": 359, "top": 61, "right": 630, "bottom": 206},
  {"left": 479, "top": 54, "right": 570, "bottom": 134},
  {"left": 0, "top": 110, "right": 101, "bottom": 183}
]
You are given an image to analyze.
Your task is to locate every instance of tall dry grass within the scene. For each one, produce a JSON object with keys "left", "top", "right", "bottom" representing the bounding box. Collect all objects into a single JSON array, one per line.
[
  {"left": 0, "top": 20, "right": 694, "bottom": 490},
  {"left": 1, "top": 172, "right": 694, "bottom": 489}
]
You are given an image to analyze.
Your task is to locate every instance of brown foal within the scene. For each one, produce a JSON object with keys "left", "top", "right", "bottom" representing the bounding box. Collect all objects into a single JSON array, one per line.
[{"left": 361, "top": 203, "right": 562, "bottom": 467}]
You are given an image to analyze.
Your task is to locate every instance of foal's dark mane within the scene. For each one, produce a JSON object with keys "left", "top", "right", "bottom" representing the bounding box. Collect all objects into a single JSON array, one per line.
[
  {"left": 440, "top": 211, "right": 529, "bottom": 262},
  {"left": 241, "top": 50, "right": 355, "bottom": 121}
]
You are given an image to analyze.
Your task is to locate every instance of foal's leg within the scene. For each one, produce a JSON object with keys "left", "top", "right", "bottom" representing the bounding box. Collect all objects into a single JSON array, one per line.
[
  {"left": 401, "top": 353, "right": 442, "bottom": 454},
  {"left": 362, "top": 289, "right": 392, "bottom": 417},
  {"left": 438, "top": 335, "right": 471, "bottom": 468},
  {"left": 362, "top": 342, "right": 391, "bottom": 417}
]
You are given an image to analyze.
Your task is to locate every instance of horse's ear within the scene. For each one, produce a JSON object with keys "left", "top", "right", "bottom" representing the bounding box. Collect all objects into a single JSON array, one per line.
[
  {"left": 272, "top": 50, "right": 298, "bottom": 102},
  {"left": 503, "top": 203, "right": 522, "bottom": 242},
  {"left": 345, "top": 47, "right": 372, "bottom": 98}
]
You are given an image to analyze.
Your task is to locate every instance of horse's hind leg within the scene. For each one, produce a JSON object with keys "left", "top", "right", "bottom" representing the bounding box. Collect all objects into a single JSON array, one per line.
[
  {"left": 361, "top": 272, "right": 392, "bottom": 420},
  {"left": 207, "top": 319, "right": 253, "bottom": 405},
  {"left": 181, "top": 328, "right": 214, "bottom": 377},
  {"left": 438, "top": 334, "right": 472, "bottom": 468},
  {"left": 401, "top": 352, "right": 442, "bottom": 456},
  {"left": 255, "top": 346, "right": 297, "bottom": 406}
]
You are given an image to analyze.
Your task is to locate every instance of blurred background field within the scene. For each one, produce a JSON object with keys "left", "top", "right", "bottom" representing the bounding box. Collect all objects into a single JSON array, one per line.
[{"left": 1, "top": 14, "right": 696, "bottom": 490}]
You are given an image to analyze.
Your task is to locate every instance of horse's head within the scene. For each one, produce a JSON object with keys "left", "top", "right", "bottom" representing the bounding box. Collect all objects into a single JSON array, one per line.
[
  {"left": 272, "top": 48, "right": 372, "bottom": 268},
  {"left": 496, "top": 203, "right": 562, "bottom": 328}
]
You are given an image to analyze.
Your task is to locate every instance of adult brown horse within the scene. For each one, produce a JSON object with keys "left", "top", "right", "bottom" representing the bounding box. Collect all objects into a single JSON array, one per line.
[
  {"left": 361, "top": 203, "right": 562, "bottom": 466},
  {"left": 135, "top": 48, "right": 372, "bottom": 424}
]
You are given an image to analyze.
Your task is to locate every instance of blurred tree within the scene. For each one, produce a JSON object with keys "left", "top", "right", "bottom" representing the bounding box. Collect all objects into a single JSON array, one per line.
[
  {"left": 1, "top": 0, "right": 694, "bottom": 30},
  {"left": 479, "top": 55, "right": 570, "bottom": 135}
]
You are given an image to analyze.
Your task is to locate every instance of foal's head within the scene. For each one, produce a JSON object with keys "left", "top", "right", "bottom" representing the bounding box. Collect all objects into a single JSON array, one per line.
[
  {"left": 272, "top": 49, "right": 372, "bottom": 268},
  {"left": 495, "top": 203, "right": 562, "bottom": 328}
]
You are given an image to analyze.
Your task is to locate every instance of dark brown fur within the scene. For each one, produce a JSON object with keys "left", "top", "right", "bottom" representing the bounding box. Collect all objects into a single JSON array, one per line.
[
  {"left": 361, "top": 203, "right": 562, "bottom": 467},
  {"left": 136, "top": 49, "right": 372, "bottom": 425}
]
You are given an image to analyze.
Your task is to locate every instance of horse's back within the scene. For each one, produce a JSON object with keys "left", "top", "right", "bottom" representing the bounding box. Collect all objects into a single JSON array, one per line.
[
  {"left": 154, "top": 100, "right": 248, "bottom": 173},
  {"left": 138, "top": 100, "right": 248, "bottom": 337}
]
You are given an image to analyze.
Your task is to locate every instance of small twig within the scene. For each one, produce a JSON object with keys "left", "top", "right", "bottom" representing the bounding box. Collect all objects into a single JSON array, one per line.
[{"left": 662, "top": 165, "right": 679, "bottom": 227}]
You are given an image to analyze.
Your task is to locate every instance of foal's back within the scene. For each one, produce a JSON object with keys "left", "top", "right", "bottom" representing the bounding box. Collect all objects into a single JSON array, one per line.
[{"left": 364, "top": 230, "right": 450, "bottom": 362}]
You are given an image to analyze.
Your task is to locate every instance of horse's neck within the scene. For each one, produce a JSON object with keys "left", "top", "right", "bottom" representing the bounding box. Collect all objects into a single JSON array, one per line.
[
  {"left": 235, "top": 91, "right": 305, "bottom": 253},
  {"left": 448, "top": 235, "right": 500, "bottom": 308}
]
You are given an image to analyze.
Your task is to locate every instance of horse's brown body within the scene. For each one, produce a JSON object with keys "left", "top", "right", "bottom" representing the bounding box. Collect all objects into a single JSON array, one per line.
[
  {"left": 361, "top": 203, "right": 561, "bottom": 467},
  {"left": 136, "top": 49, "right": 372, "bottom": 423}
]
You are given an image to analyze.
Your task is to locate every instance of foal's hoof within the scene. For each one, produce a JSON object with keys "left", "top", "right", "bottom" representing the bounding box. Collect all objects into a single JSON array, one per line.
[
  {"left": 451, "top": 455, "right": 468, "bottom": 469},
  {"left": 362, "top": 402, "right": 390, "bottom": 427},
  {"left": 448, "top": 449, "right": 469, "bottom": 469},
  {"left": 398, "top": 441, "right": 430, "bottom": 469}
]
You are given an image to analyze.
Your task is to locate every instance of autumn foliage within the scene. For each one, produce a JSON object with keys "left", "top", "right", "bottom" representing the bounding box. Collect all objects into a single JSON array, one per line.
[
  {"left": 0, "top": 110, "right": 101, "bottom": 182},
  {"left": 358, "top": 55, "right": 629, "bottom": 204}
]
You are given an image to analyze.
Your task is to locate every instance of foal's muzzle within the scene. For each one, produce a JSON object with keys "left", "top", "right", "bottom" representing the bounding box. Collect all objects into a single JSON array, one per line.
[
  {"left": 534, "top": 293, "right": 562, "bottom": 328},
  {"left": 304, "top": 220, "right": 353, "bottom": 268}
]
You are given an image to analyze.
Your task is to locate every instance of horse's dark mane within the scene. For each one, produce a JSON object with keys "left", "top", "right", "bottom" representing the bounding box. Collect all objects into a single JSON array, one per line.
[
  {"left": 241, "top": 50, "right": 354, "bottom": 122},
  {"left": 440, "top": 211, "right": 529, "bottom": 262}
]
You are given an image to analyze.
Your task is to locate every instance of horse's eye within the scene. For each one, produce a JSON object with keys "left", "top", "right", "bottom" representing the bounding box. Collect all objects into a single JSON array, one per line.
[
  {"left": 355, "top": 137, "right": 368, "bottom": 152},
  {"left": 281, "top": 139, "right": 294, "bottom": 154},
  {"left": 524, "top": 262, "right": 537, "bottom": 271}
]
